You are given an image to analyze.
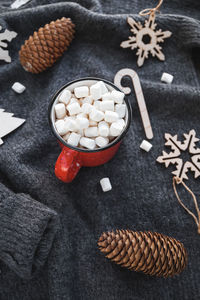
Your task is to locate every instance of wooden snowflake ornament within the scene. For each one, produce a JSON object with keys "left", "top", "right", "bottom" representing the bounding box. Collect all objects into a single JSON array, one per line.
[
  {"left": 121, "top": 1, "right": 172, "bottom": 67},
  {"left": 157, "top": 130, "right": 200, "bottom": 181}
]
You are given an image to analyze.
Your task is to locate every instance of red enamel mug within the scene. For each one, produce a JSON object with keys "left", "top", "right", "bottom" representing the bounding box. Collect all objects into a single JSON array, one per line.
[{"left": 49, "top": 78, "right": 132, "bottom": 182}]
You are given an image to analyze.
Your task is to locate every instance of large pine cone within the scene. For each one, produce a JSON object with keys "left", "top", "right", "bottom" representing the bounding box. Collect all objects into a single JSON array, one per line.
[
  {"left": 19, "top": 17, "right": 75, "bottom": 73},
  {"left": 98, "top": 230, "right": 187, "bottom": 277}
]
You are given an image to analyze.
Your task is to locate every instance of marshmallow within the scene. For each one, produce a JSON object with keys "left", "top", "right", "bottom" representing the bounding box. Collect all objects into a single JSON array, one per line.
[
  {"left": 69, "top": 97, "right": 78, "bottom": 104},
  {"left": 55, "top": 120, "right": 68, "bottom": 135},
  {"left": 67, "top": 102, "right": 81, "bottom": 115},
  {"left": 161, "top": 72, "right": 174, "bottom": 84},
  {"left": 67, "top": 132, "right": 81, "bottom": 147},
  {"left": 140, "top": 140, "right": 153, "bottom": 152},
  {"left": 74, "top": 86, "right": 89, "bottom": 98},
  {"left": 100, "top": 177, "right": 112, "bottom": 192},
  {"left": 77, "top": 129, "right": 84, "bottom": 136},
  {"left": 81, "top": 96, "right": 93, "bottom": 105},
  {"left": 102, "top": 92, "right": 112, "bottom": 101},
  {"left": 98, "top": 121, "right": 109, "bottom": 137},
  {"left": 110, "top": 121, "right": 124, "bottom": 136},
  {"left": 65, "top": 116, "right": 76, "bottom": 121},
  {"left": 90, "top": 109, "right": 104, "bottom": 122},
  {"left": 105, "top": 111, "right": 118, "bottom": 123},
  {"left": 84, "top": 126, "right": 98, "bottom": 137},
  {"left": 59, "top": 89, "right": 71, "bottom": 105},
  {"left": 80, "top": 137, "right": 96, "bottom": 150},
  {"left": 94, "top": 101, "right": 101, "bottom": 110},
  {"left": 55, "top": 103, "right": 66, "bottom": 119},
  {"left": 95, "top": 136, "right": 109, "bottom": 148},
  {"left": 62, "top": 132, "right": 70, "bottom": 140},
  {"left": 111, "top": 90, "right": 124, "bottom": 104},
  {"left": 77, "top": 117, "right": 89, "bottom": 129},
  {"left": 116, "top": 118, "right": 126, "bottom": 127},
  {"left": 12, "top": 82, "right": 26, "bottom": 94},
  {"left": 90, "top": 82, "right": 102, "bottom": 100},
  {"left": 89, "top": 120, "right": 97, "bottom": 126},
  {"left": 65, "top": 119, "right": 78, "bottom": 132},
  {"left": 115, "top": 104, "right": 126, "bottom": 118},
  {"left": 81, "top": 103, "right": 93, "bottom": 114},
  {"left": 99, "top": 81, "right": 108, "bottom": 94},
  {"left": 76, "top": 113, "right": 87, "bottom": 119},
  {"left": 100, "top": 100, "right": 114, "bottom": 112}
]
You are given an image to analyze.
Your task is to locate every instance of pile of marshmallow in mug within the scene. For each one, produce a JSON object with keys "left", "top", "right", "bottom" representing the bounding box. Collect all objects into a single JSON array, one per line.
[{"left": 54, "top": 81, "right": 126, "bottom": 150}]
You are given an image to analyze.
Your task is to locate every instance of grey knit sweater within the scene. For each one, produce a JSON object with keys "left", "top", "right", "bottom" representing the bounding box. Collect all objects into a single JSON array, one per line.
[{"left": 0, "top": 0, "right": 200, "bottom": 299}]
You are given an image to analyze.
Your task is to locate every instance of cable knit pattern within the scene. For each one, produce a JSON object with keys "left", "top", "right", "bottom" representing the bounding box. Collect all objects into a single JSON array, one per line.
[{"left": 0, "top": 193, "right": 59, "bottom": 278}]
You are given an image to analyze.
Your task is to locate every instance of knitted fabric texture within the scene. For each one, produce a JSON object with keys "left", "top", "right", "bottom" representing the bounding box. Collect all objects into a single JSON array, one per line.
[{"left": 0, "top": 0, "right": 200, "bottom": 299}]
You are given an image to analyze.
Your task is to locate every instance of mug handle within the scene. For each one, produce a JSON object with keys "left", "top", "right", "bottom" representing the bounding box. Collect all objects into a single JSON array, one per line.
[{"left": 55, "top": 147, "right": 81, "bottom": 183}]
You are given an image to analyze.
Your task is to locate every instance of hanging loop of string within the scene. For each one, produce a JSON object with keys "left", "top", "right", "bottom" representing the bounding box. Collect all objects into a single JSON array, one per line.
[
  {"left": 173, "top": 176, "right": 200, "bottom": 234},
  {"left": 139, "top": 0, "right": 163, "bottom": 16}
]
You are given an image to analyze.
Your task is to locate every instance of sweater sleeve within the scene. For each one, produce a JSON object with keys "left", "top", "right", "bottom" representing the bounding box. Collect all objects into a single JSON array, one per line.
[{"left": 0, "top": 182, "right": 59, "bottom": 279}]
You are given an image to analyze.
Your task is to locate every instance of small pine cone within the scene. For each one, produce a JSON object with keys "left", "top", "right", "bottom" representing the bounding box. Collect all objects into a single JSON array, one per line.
[
  {"left": 98, "top": 230, "right": 187, "bottom": 278},
  {"left": 19, "top": 17, "right": 75, "bottom": 73}
]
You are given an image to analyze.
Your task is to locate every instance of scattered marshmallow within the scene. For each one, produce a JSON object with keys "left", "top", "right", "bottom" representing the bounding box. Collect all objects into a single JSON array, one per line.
[
  {"left": 105, "top": 111, "right": 118, "bottom": 123},
  {"left": 115, "top": 104, "right": 126, "bottom": 119},
  {"left": 59, "top": 89, "right": 71, "bottom": 105},
  {"left": 80, "top": 137, "right": 96, "bottom": 150},
  {"left": 90, "top": 82, "right": 102, "bottom": 100},
  {"left": 140, "top": 140, "right": 153, "bottom": 152},
  {"left": 12, "top": 82, "right": 26, "bottom": 94},
  {"left": 95, "top": 136, "right": 109, "bottom": 148},
  {"left": 111, "top": 90, "right": 124, "bottom": 104},
  {"left": 161, "top": 72, "right": 174, "bottom": 84},
  {"left": 100, "top": 177, "right": 112, "bottom": 192},
  {"left": 55, "top": 103, "right": 66, "bottom": 119},
  {"left": 98, "top": 121, "right": 109, "bottom": 137},
  {"left": 67, "top": 102, "right": 81, "bottom": 116},
  {"left": 74, "top": 86, "right": 89, "bottom": 98},
  {"left": 67, "top": 132, "right": 81, "bottom": 147},
  {"left": 100, "top": 100, "right": 114, "bottom": 112},
  {"left": 84, "top": 126, "right": 98, "bottom": 137},
  {"left": 90, "top": 109, "right": 104, "bottom": 122}
]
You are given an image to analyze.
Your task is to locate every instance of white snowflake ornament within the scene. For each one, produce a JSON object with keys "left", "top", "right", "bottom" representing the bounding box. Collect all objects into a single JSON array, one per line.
[
  {"left": 121, "top": 14, "right": 172, "bottom": 67},
  {"left": 157, "top": 130, "right": 200, "bottom": 181},
  {"left": 0, "top": 25, "right": 17, "bottom": 63}
]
